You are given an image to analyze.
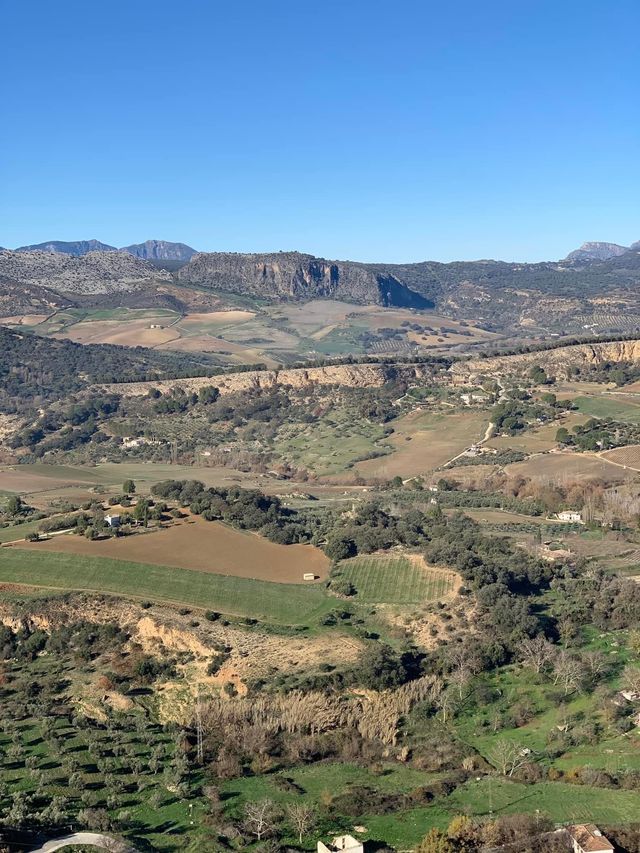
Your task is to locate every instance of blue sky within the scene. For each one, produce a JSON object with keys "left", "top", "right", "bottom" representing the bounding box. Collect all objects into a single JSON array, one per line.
[{"left": 1, "top": 0, "right": 638, "bottom": 262}]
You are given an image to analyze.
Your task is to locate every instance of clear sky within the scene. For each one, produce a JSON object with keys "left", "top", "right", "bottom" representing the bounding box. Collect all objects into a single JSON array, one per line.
[{"left": 1, "top": 0, "right": 638, "bottom": 262}]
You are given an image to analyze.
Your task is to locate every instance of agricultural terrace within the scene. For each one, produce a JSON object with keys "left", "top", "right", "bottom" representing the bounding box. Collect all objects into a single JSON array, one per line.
[{"left": 335, "top": 554, "right": 457, "bottom": 604}]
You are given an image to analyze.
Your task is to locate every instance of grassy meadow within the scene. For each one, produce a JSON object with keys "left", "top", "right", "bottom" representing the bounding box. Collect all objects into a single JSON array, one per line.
[{"left": 337, "top": 554, "right": 456, "bottom": 604}]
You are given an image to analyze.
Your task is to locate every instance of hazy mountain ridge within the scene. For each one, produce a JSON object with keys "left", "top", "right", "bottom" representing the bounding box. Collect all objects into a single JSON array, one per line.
[
  {"left": 120, "top": 240, "right": 196, "bottom": 261},
  {"left": 13, "top": 238, "right": 196, "bottom": 262},
  {"left": 16, "top": 239, "right": 118, "bottom": 255}
]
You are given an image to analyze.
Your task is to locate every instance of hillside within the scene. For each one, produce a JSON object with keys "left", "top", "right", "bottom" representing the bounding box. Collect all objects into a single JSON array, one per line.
[
  {"left": 0, "top": 249, "right": 170, "bottom": 296},
  {"left": 177, "top": 251, "right": 431, "bottom": 307},
  {"left": 1, "top": 242, "right": 640, "bottom": 332},
  {"left": 0, "top": 325, "right": 220, "bottom": 406}
]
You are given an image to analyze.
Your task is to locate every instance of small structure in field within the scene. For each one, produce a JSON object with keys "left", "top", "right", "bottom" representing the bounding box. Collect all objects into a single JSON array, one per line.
[
  {"left": 557, "top": 510, "right": 583, "bottom": 523},
  {"left": 567, "top": 824, "right": 614, "bottom": 853},
  {"left": 318, "top": 836, "right": 364, "bottom": 853},
  {"left": 104, "top": 514, "right": 121, "bottom": 529},
  {"left": 303, "top": 572, "right": 316, "bottom": 581}
]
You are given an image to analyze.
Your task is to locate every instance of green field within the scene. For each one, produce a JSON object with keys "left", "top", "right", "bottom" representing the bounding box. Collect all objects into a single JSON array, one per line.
[
  {"left": 275, "top": 414, "right": 391, "bottom": 476},
  {"left": 448, "top": 777, "right": 640, "bottom": 823},
  {"left": 336, "top": 554, "right": 455, "bottom": 604},
  {"left": 221, "top": 765, "right": 640, "bottom": 850},
  {"left": 0, "top": 517, "right": 47, "bottom": 543},
  {"left": 0, "top": 550, "right": 333, "bottom": 625},
  {"left": 573, "top": 395, "right": 640, "bottom": 423}
]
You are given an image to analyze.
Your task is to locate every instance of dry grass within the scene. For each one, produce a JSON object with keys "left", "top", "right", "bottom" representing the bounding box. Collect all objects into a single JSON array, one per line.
[
  {"left": 504, "top": 452, "right": 637, "bottom": 484},
  {"left": 53, "top": 317, "right": 180, "bottom": 347},
  {"left": 356, "top": 409, "right": 487, "bottom": 480},
  {"left": 488, "top": 412, "right": 591, "bottom": 453}
]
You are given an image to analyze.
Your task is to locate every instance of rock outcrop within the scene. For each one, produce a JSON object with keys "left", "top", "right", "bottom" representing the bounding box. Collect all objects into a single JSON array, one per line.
[
  {"left": 452, "top": 339, "right": 640, "bottom": 381},
  {"left": 177, "top": 251, "right": 430, "bottom": 307},
  {"left": 564, "top": 241, "right": 630, "bottom": 263},
  {"left": 104, "top": 361, "right": 435, "bottom": 397}
]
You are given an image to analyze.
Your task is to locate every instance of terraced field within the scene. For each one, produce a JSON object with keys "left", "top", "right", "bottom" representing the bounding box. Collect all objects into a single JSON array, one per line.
[{"left": 336, "top": 554, "right": 457, "bottom": 604}]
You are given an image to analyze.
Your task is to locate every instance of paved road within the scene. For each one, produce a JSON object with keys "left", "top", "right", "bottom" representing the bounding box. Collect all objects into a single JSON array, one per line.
[{"left": 30, "top": 831, "right": 136, "bottom": 852}]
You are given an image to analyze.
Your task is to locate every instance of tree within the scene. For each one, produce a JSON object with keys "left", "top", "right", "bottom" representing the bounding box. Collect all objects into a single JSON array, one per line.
[
  {"left": 5, "top": 496, "right": 23, "bottom": 517},
  {"left": 519, "top": 636, "right": 554, "bottom": 674},
  {"left": 415, "top": 827, "right": 454, "bottom": 853},
  {"left": 552, "top": 650, "right": 584, "bottom": 695},
  {"left": 358, "top": 643, "right": 409, "bottom": 691},
  {"left": 243, "top": 799, "right": 279, "bottom": 841},
  {"left": 286, "top": 802, "right": 316, "bottom": 845},
  {"left": 123, "top": 479, "right": 136, "bottom": 495},
  {"left": 133, "top": 498, "right": 150, "bottom": 527},
  {"left": 447, "top": 815, "right": 479, "bottom": 853},
  {"left": 622, "top": 664, "right": 640, "bottom": 695},
  {"left": 324, "top": 535, "right": 356, "bottom": 561},
  {"left": 487, "top": 739, "right": 527, "bottom": 777},
  {"left": 198, "top": 385, "right": 220, "bottom": 405}
]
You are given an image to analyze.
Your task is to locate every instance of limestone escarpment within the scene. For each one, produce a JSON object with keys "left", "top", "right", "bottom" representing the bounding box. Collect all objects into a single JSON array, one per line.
[
  {"left": 104, "top": 361, "right": 435, "bottom": 397},
  {"left": 452, "top": 339, "right": 640, "bottom": 380},
  {"left": 177, "top": 251, "right": 429, "bottom": 308}
]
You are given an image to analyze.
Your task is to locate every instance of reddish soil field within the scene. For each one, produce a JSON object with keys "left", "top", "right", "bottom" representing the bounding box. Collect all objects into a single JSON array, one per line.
[{"left": 14, "top": 516, "right": 329, "bottom": 584}]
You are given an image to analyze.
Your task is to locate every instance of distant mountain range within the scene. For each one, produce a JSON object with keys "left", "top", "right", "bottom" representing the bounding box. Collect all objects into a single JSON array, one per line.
[
  {"left": 14, "top": 239, "right": 197, "bottom": 262},
  {"left": 1, "top": 237, "right": 639, "bottom": 333}
]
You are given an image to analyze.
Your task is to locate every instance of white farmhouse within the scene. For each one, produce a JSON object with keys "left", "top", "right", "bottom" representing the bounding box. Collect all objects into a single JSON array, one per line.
[
  {"left": 104, "top": 514, "right": 121, "bottom": 528},
  {"left": 557, "top": 510, "right": 583, "bottom": 523}
]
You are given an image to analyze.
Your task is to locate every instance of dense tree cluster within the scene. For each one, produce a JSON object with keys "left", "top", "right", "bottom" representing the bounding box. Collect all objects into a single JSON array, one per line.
[{"left": 556, "top": 417, "right": 640, "bottom": 451}]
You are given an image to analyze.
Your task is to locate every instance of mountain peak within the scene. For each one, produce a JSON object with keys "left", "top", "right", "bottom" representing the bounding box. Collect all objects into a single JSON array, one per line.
[
  {"left": 565, "top": 241, "right": 629, "bottom": 263},
  {"left": 120, "top": 240, "right": 197, "bottom": 261},
  {"left": 15, "top": 239, "right": 117, "bottom": 255}
]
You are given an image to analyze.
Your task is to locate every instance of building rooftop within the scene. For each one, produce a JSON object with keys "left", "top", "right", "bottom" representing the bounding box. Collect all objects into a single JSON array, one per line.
[{"left": 568, "top": 825, "right": 614, "bottom": 853}]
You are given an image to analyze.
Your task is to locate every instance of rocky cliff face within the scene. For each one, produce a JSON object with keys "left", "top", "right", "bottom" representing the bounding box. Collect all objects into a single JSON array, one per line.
[
  {"left": 104, "top": 361, "right": 434, "bottom": 397},
  {"left": 0, "top": 250, "right": 170, "bottom": 296},
  {"left": 177, "top": 251, "right": 430, "bottom": 307},
  {"left": 453, "top": 340, "right": 640, "bottom": 380}
]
